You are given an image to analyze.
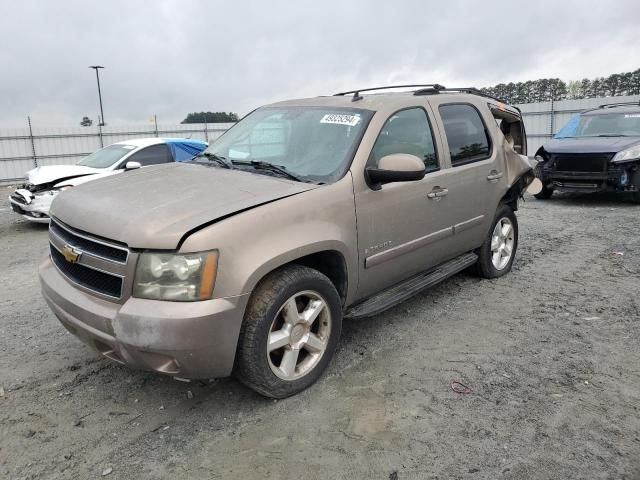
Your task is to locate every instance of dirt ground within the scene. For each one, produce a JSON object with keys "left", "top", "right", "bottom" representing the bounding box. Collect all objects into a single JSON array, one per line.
[{"left": 1, "top": 189, "right": 639, "bottom": 480}]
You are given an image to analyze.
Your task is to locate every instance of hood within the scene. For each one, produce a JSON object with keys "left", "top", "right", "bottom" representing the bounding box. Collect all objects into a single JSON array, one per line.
[
  {"left": 26, "top": 165, "right": 103, "bottom": 186},
  {"left": 55, "top": 170, "right": 122, "bottom": 188},
  {"left": 544, "top": 136, "right": 640, "bottom": 154},
  {"left": 50, "top": 162, "right": 319, "bottom": 249}
]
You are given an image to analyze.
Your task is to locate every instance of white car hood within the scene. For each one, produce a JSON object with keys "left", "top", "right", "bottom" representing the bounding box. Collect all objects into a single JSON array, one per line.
[
  {"left": 57, "top": 170, "right": 122, "bottom": 187},
  {"left": 26, "top": 165, "right": 104, "bottom": 186}
]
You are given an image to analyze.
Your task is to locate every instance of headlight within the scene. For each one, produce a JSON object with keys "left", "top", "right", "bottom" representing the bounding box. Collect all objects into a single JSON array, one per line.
[
  {"left": 133, "top": 251, "right": 218, "bottom": 301},
  {"left": 612, "top": 145, "right": 640, "bottom": 163}
]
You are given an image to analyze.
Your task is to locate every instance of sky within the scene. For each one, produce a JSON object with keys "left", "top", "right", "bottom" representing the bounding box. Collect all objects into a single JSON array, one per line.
[{"left": 1, "top": 0, "right": 638, "bottom": 127}]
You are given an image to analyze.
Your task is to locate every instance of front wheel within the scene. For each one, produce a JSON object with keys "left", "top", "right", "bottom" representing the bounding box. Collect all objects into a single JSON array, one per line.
[
  {"left": 473, "top": 204, "right": 518, "bottom": 279},
  {"left": 533, "top": 163, "right": 554, "bottom": 199},
  {"left": 534, "top": 183, "right": 554, "bottom": 199},
  {"left": 235, "top": 265, "right": 342, "bottom": 398}
]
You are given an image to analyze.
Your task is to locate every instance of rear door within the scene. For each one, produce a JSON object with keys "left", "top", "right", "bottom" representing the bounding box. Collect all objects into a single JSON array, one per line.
[{"left": 429, "top": 100, "right": 507, "bottom": 251}]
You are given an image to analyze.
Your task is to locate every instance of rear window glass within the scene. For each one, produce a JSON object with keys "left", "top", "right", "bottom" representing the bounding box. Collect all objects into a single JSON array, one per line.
[{"left": 439, "top": 104, "right": 491, "bottom": 166}]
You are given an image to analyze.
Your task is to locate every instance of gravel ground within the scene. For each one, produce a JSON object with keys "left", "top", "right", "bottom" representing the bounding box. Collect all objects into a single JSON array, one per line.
[{"left": 1, "top": 190, "right": 639, "bottom": 480}]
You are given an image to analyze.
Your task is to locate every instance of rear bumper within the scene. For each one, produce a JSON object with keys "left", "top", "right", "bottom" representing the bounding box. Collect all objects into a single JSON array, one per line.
[{"left": 39, "top": 256, "right": 249, "bottom": 379}]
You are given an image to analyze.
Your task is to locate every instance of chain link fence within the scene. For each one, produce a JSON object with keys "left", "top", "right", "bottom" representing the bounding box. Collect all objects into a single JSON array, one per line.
[
  {"left": 2, "top": 94, "right": 639, "bottom": 183},
  {"left": 0, "top": 120, "right": 232, "bottom": 183}
]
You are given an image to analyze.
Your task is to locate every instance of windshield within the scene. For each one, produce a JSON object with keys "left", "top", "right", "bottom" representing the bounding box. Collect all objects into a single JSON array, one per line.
[
  {"left": 77, "top": 144, "right": 137, "bottom": 168},
  {"left": 555, "top": 111, "right": 640, "bottom": 138},
  {"left": 198, "top": 107, "right": 372, "bottom": 183}
]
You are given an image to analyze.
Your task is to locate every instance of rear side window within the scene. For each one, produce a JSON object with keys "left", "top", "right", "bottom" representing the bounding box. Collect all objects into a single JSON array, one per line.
[
  {"left": 439, "top": 104, "right": 491, "bottom": 166},
  {"left": 370, "top": 108, "right": 438, "bottom": 172},
  {"left": 126, "top": 144, "right": 173, "bottom": 166}
]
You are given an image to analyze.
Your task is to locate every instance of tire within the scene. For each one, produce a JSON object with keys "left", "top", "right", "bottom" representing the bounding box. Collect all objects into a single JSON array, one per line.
[
  {"left": 234, "top": 265, "right": 342, "bottom": 398},
  {"left": 533, "top": 163, "right": 553, "bottom": 199},
  {"left": 473, "top": 204, "right": 518, "bottom": 279},
  {"left": 534, "top": 183, "right": 554, "bottom": 200}
]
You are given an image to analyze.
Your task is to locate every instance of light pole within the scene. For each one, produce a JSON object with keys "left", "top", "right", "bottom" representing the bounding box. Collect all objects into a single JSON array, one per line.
[{"left": 89, "top": 65, "right": 106, "bottom": 126}]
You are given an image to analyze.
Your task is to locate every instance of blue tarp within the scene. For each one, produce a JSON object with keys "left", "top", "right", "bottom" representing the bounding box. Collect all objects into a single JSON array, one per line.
[
  {"left": 554, "top": 113, "right": 581, "bottom": 139},
  {"left": 164, "top": 138, "right": 208, "bottom": 161}
]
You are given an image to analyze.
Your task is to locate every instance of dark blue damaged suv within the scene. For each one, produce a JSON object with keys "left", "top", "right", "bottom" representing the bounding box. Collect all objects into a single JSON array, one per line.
[{"left": 533, "top": 102, "right": 640, "bottom": 202}]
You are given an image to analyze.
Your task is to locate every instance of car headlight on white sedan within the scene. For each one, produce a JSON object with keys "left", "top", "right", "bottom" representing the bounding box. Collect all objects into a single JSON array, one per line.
[
  {"left": 133, "top": 251, "right": 218, "bottom": 301},
  {"left": 612, "top": 145, "right": 640, "bottom": 163}
]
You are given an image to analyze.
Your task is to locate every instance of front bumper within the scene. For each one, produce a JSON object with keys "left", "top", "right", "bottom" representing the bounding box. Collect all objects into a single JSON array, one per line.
[
  {"left": 537, "top": 164, "right": 639, "bottom": 194},
  {"left": 39, "top": 256, "right": 249, "bottom": 379},
  {"left": 9, "top": 189, "right": 55, "bottom": 223}
]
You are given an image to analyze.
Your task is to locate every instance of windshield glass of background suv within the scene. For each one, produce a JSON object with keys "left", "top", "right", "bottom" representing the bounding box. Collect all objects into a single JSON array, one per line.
[
  {"left": 199, "top": 107, "right": 372, "bottom": 183},
  {"left": 555, "top": 112, "right": 640, "bottom": 138},
  {"left": 77, "top": 144, "right": 136, "bottom": 168}
]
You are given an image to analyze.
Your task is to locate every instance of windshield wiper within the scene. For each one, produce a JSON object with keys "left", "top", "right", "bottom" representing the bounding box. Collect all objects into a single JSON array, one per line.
[
  {"left": 232, "top": 160, "right": 308, "bottom": 183},
  {"left": 194, "top": 152, "right": 234, "bottom": 169}
]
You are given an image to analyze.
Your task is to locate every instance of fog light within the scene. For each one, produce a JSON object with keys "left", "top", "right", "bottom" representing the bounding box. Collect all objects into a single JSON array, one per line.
[{"left": 620, "top": 171, "right": 629, "bottom": 186}]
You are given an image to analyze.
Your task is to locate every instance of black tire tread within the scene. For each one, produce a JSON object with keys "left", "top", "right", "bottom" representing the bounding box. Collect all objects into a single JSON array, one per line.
[
  {"left": 473, "top": 204, "right": 518, "bottom": 279},
  {"left": 234, "top": 265, "right": 341, "bottom": 398}
]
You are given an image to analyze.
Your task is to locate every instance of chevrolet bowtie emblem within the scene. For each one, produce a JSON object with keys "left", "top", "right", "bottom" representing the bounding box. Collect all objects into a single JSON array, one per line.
[{"left": 61, "top": 244, "right": 81, "bottom": 264}]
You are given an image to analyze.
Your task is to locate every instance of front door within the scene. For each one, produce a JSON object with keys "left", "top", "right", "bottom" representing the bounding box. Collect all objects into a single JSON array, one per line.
[{"left": 353, "top": 106, "right": 459, "bottom": 299}]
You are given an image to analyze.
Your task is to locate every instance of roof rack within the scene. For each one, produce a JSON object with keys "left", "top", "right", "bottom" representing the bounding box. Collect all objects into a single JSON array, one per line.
[
  {"left": 597, "top": 101, "right": 640, "bottom": 109},
  {"left": 334, "top": 84, "right": 446, "bottom": 101},
  {"left": 333, "top": 84, "right": 519, "bottom": 111},
  {"left": 435, "top": 87, "right": 519, "bottom": 111}
]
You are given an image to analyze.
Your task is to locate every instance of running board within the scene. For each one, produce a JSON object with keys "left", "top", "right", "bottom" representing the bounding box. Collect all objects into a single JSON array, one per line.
[{"left": 345, "top": 252, "right": 478, "bottom": 319}]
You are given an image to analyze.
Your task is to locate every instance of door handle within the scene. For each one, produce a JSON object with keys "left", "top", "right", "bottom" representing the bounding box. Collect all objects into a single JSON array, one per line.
[
  {"left": 487, "top": 171, "right": 504, "bottom": 181},
  {"left": 427, "top": 187, "right": 449, "bottom": 199}
]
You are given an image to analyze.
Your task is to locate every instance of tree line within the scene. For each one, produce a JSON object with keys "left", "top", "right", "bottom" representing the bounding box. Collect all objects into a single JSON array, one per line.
[
  {"left": 480, "top": 68, "right": 640, "bottom": 104},
  {"left": 181, "top": 111, "right": 239, "bottom": 123}
]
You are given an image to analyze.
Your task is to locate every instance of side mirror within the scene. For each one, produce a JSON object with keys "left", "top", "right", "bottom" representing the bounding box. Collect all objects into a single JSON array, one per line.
[
  {"left": 124, "top": 161, "right": 141, "bottom": 171},
  {"left": 366, "top": 154, "right": 426, "bottom": 190}
]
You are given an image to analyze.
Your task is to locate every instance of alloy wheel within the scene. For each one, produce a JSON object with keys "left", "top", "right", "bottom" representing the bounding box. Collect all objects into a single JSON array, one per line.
[{"left": 267, "top": 290, "right": 331, "bottom": 381}]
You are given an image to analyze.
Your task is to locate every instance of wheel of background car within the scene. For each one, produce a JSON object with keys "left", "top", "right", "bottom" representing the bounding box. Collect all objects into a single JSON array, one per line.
[
  {"left": 534, "top": 183, "right": 554, "bottom": 200},
  {"left": 533, "top": 163, "right": 554, "bottom": 199},
  {"left": 234, "top": 265, "right": 342, "bottom": 398},
  {"left": 473, "top": 204, "right": 518, "bottom": 279}
]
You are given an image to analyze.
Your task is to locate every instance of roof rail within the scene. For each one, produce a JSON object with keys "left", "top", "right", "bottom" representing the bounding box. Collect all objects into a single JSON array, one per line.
[
  {"left": 436, "top": 87, "right": 518, "bottom": 110},
  {"left": 597, "top": 101, "right": 640, "bottom": 109},
  {"left": 332, "top": 84, "right": 520, "bottom": 111},
  {"left": 334, "top": 84, "right": 446, "bottom": 101}
]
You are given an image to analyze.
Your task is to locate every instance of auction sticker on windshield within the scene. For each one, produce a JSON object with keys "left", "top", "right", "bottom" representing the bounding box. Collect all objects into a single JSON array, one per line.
[{"left": 320, "top": 114, "right": 361, "bottom": 126}]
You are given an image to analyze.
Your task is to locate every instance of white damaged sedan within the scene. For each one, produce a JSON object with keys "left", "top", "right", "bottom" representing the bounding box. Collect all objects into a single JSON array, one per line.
[{"left": 9, "top": 137, "right": 207, "bottom": 222}]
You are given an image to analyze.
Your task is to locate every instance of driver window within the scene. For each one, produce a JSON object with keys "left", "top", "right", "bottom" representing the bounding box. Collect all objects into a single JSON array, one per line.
[{"left": 370, "top": 108, "right": 438, "bottom": 172}]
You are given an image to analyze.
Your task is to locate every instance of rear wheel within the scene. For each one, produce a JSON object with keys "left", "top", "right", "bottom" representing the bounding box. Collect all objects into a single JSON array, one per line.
[
  {"left": 474, "top": 204, "right": 518, "bottom": 279},
  {"left": 235, "top": 265, "right": 342, "bottom": 398}
]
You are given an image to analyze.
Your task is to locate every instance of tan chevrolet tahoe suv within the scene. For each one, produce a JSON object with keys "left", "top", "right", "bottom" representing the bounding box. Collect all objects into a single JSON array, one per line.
[{"left": 40, "top": 85, "right": 534, "bottom": 398}]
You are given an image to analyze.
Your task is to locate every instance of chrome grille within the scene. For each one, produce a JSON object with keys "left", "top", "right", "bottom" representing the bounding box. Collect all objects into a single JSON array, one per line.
[
  {"left": 50, "top": 218, "right": 128, "bottom": 263},
  {"left": 50, "top": 244, "right": 123, "bottom": 298},
  {"left": 48, "top": 217, "right": 129, "bottom": 299}
]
